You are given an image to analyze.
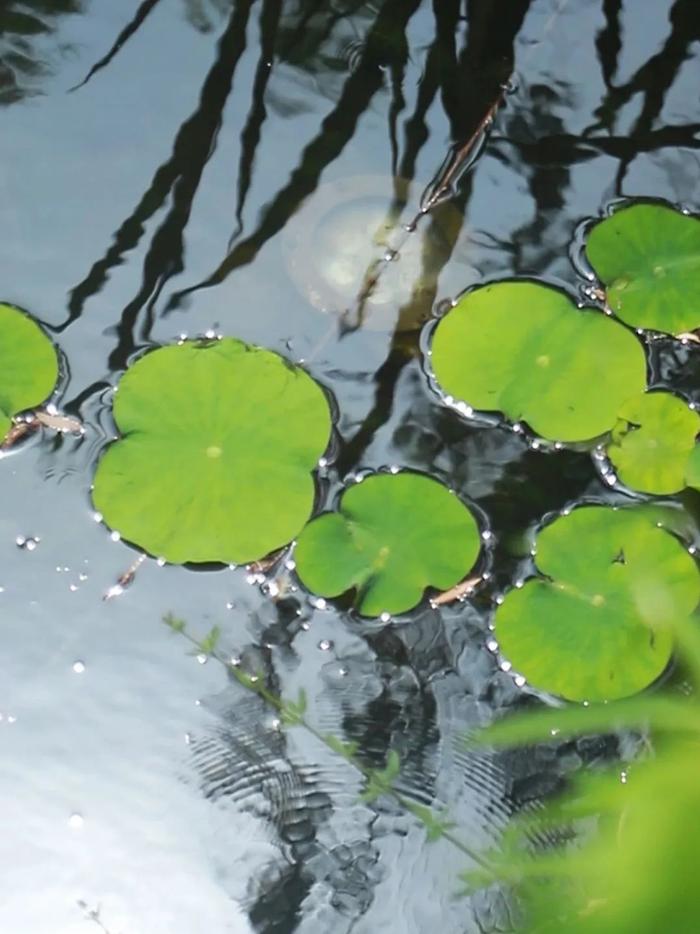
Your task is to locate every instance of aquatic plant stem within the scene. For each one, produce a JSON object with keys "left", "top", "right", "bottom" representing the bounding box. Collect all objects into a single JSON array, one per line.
[{"left": 163, "top": 614, "right": 492, "bottom": 870}]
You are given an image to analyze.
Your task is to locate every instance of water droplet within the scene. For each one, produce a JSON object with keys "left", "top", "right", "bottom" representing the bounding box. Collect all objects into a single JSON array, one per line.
[
  {"left": 78, "top": 573, "right": 88, "bottom": 582},
  {"left": 313, "top": 597, "right": 327, "bottom": 610},
  {"left": 481, "top": 530, "right": 493, "bottom": 542},
  {"left": 514, "top": 674, "right": 526, "bottom": 688},
  {"left": 156, "top": 557, "right": 166, "bottom": 567},
  {"left": 225, "top": 601, "right": 235, "bottom": 610},
  {"left": 72, "top": 661, "right": 86, "bottom": 673},
  {"left": 495, "top": 595, "right": 504, "bottom": 605},
  {"left": 620, "top": 770, "right": 628, "bottom": 784},
  {"left": 16, "top": 535, "right": 40, "bottom": 551},
  {"left": 318, "top": 639, "right": 333, "bottom": 651},
  {"left": 285, "top": 559, "right": 296, "bottom": 571},
  {"left": 196, "top": 654, "right": 207, "bottom": 665},
  {"left": 389, "top": 465, "right": 400, "bottom": 475},
  {"left": 68, "top": 813, "right": 84, "bottom": 829},
  {"left": 379, "top": 611, "right": 391, "bottom": 623},
  {"left": 486, "top": 638, "right": 498, "bottom": 652},
  {"left": 110, "top": 531, "right": 121, "bottom": 542},
  {"left": 318, "top": 456, "right": 328, "bottom": 468},
  {"left": 500, "top": 660, "right": 512, "bottom": 673},
  {"left": 92, "top": 511, "right": 103, "bottom": 523}
]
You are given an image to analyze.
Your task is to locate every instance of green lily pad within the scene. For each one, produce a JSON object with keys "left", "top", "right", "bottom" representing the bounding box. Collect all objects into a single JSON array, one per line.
[
  {"left": 687, "top": 443, "right": 700, "bottom": 490},
  {"left": 294, "top": 472, "right": 481, "bottom": 616},
  {"left": 429, "top": 281, "right": 646, "bottom": 442},
  {"left": 495, "top": 506, "right": 700, "bottom": 701},
  {"left": 92, "top": 338, "right": 332, "bottom": 564},
  {"left": 606, "top": 391, "right": 699, "bottom": 494},
  {"left": 586, "top": 202, "right": 700, "bottom": 335},
  {"left": 0, "top": 302, "right": 59, "bottom": 441}
]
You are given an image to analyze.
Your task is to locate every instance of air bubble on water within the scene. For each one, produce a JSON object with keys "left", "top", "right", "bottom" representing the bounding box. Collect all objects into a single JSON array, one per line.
[
  {"left": 500, "top": 660, "right": 512, "bottom": 672},
  {"left": 265, "top": 580, "right": 280, "bottom": 598},
  {"left": 689, "top": 402, "right": 697, "bottom": 411},
  {"left": 605, "top": 473, "right": 617, "bottom": 486},
  {"left": 313, "top": 597, "right": 327, "bottom": 610},
  {"left": 389, "top": 465, "right": 400, "bottom": 475},
  {"left": 69, "top": 584, "right": 78, "bottom": 592},
  {"left": 384, "top": 249, "right": 397, "bottom": 262},
  {"left": 110, "top": 531, "right": 121, "bottom": 542},
  {"left": 495, "top": 595, "right": 504, "bottom": 605},
  {"left": 582, "top": 700, "right": 590, "bottom": 707},
  {"left": 636, "top": 327, "right": 644, "bottom": 335},
  {"left": 318, "top": 457, "right": 328, "bottom": 468},
  {"left": 380, "top": 611, "right": 391, "bottom": 623},
  {"left": 79, "top": 573, "right": 88, "bottom": 581},
  {"left": 229, "top": 655, "right": 241, "bottom": 668},
  {"left": 515, "top": 579, "right": 524, "bottom": 588},
  {"left": 513, "top": 422, "right": 523, "bottom": 433},
  {"left": 225, "top": 601, "right": 235, "bottom": 610},
  {"left": 561, "top": 507, "right": 571, "bottom": 516},
  {"left": 530, "top": 440, "right": 541, "bottom": 451},
  {"left": 68, "top": 813, "right": 84, "bottom": 829},
  {"left": 93, "top": 511, "right": 103, "bottom": 523},
  {"left": 196, "top": 654, "right": 207, "bottom": 665},
  {"left": 482, "top": 571, "right": 491, "bottom": 580},
  {"left": 688, "top": 545, "right": 697, "bottom": 555},
  {"left": 550, "top": 728, "right": 560, "bottom": 737},
  {"left": 481, "top": 530, "right": 493, "bottom": 542},
  {"left": 248, "top": 673, "right": 259, "bottom": 683},
  {"left": 204, "top": 328, "right": 216, "bottom": 339},
  {"left": 318, "top": 639, "right": 333, "bottom": 651},
  {"left": 178, "top": 333, "right": 188, "bottom": 343},
  {"left": 157, "top": 557, "right": 166, "bottom": 567},
  {"left": 285, "top": 559, "right": 296, "bottom": 571},
  {"left": 514, "top": 674, "right": 526, "bottom": 688},
  {"left": 300, "top": 621, "right": 310, "bottom": 631},
  {"left": 228, "top": 563, "right": 237, "bottom": 570},
  {"left": 456, "top": 401, "right": 473, "bottom": 416},
  {"left": 444, "top": 394, "right": 455, "bottom": 406},
  {"left": 184, "top": 732, "right": 192, "bottom": 745},
  {"left": 354, "top": 474, "right": 363, "bottom": 483},
  {"left": 16, "top": 535, "right": 39, "bottom": 551},
  {"left": 72, "top": 661, "right": 86, "bottom": 674},
  {"left": 554, "top": 442, "right": 563, "bottom": 451},
  {"left": 337, "top": 666, "right": 348, "bottom": 677},
  {"left": 620, "top": 770, "right": 628, "bottom": 784},
  {"left": 486, "top": 638, "right": 498, "bottom": 652}
]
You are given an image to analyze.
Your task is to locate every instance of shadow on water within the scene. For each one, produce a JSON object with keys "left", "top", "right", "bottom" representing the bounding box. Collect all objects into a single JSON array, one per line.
[{"left": 3, "top": 1, "right": 700, "bottom": 932}]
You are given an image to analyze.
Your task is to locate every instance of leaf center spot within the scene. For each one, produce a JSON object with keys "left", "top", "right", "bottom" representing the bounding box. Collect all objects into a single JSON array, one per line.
[
  {"left": 592, "top": 593, "right": 606, "bottom": 607},
  {"left": 536, "top": 354, "right": 550, "bottom": 368},
  {"left": 206, "top": 445, "right": 223, "bottom": 459}
]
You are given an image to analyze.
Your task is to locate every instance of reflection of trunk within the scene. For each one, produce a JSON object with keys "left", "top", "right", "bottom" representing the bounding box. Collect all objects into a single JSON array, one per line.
[
  {"left": 337, "top": 1, "right": 532, "bottom": 477},
  {"left": 70, "top": 0, "right": 163, "bottom": 91},
  {"left": 166, "top": 0, "right": 424, "bottom": 310}
]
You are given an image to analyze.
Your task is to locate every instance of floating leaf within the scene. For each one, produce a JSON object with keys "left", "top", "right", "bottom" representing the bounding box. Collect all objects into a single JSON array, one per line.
[
  {"left": 687, "top": 443, "right": 700, "bottom": 491},
  {"left": 93, "top": 339, "right": 332, "bottom": 564},
  {"left": 294, "top": 472, "right": 481, "bottom": 616},
  {"left": 495, "top": 506, "right": 700, "bottom": 702},
  {"left": 586, "top": 202, "right": 700, "bottom": 335},
  {"left": 606, "top": 391, "right": 699, "bottom": 494},
  {"left": 429, "top": 281, "right": 646, "bottom": 442},
  {"left": 0, "top": 302, "right": 59, "bottom": 441}
]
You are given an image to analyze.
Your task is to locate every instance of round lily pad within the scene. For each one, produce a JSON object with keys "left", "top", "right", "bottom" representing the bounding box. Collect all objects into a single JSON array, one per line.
[
  {"left": 495, "top": 506, "right": 700, "bottom": 702},
  {"left": 606, "top": 391, "right": 699, "bottom": 494},
  {"left": 586, "top": 202, "right": 700, "bottom": 335},
  {"left": 429, "top": 281, "right": 646, "bottom": 442},
  {"left": 92, "top": 339, "right": 332, "bottom": 564},
  {"left": 294, "top": 471, "right": 481, "bottom": 616},
  {"left": 0, "top": 302, "right": 59, "bottom": 441}
]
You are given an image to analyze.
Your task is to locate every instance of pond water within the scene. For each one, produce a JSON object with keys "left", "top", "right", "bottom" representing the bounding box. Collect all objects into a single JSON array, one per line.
[{"left": 1, "top": 2, "right": 699, "bottom": 932}]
